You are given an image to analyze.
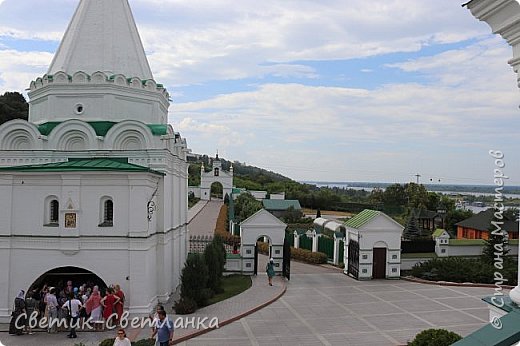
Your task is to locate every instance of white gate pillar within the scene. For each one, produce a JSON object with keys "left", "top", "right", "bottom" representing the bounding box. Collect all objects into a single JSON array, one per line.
[
  {"left": 293, "top": 231, "right": 300, "bottom": 249},
  {"left": 312, "top": 231, "right": 319, "bottom": 253}
]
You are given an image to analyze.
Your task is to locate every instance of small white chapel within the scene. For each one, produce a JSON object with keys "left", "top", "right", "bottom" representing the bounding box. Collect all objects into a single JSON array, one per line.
[{"left": 0, "top": 0, "right": 189, "bottom": 321}]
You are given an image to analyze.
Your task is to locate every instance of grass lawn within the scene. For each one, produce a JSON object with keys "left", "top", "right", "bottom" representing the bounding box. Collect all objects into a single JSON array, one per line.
[
  {"left": 206, "top": 274, "right": 252, "bottom": 306},
  {"left": 188, "top": 197, "right": 200, "bottom": 208}
]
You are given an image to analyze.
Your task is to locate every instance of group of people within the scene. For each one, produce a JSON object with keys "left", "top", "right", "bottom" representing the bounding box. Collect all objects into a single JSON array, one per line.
[{"left": 9, "top": 280, "right": 126, "bottom": 337}]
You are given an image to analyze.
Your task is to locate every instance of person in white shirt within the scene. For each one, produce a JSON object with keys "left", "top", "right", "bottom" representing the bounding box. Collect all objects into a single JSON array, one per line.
[
  {"left": 113, "top": 328, "right": 131, "bottom": 346},
  {"left": 64, "top": 293, "right": 82, "bottom": 338}
]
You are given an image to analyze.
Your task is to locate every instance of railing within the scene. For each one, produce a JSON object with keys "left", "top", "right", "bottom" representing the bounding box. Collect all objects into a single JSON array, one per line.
[
  {"left": 299, "top": 235, "right": 312, "bottom": 250},
  {"left": 188, "top": 234, "right": 240, "bottom": 254},
  {"left": 318, "top": 236, "right": 334, "bottom": 260}
]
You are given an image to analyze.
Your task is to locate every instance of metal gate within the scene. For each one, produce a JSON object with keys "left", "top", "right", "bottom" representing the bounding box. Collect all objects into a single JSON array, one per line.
[
  {"left": 347, "top": 240, "right": 359, "bottom": 279},
  {"left": 283, "top": 236, "right": 291, "bottom": 280}
]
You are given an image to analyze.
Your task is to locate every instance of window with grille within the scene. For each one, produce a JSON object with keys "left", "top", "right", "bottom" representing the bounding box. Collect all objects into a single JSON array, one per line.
[
  {"left": 50, "top": 200, "right": 59, "bottom": 224},
  {"left": 99, "top": 198, "right": 113, "bottom": 227}
]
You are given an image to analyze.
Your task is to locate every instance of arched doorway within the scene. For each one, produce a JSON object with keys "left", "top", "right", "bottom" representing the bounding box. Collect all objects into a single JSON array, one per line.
[
  {"left": 28, "top": 266, "right": 108, "bottom": 294},
  {"left": 210, "top": 181, "right": 223, "bottom": 200},
  {"left": 254, "top": 235, "right": 272, "bottom": 275}
]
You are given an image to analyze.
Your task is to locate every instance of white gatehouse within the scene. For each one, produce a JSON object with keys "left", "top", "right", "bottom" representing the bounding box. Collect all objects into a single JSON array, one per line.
[
  {"left": 199, "top": 155, "right": 233, "bottom": 200},
  {"left": 239, "top": 209, "right": 287, "bottom": 275}
]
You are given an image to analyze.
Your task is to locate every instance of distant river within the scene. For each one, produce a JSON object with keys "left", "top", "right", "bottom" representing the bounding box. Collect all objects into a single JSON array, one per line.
[{"left": 307, "top": 182, "right": 520, "bottom": 199}]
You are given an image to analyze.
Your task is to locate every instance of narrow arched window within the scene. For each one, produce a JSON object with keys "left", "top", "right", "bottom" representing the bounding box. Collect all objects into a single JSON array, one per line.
[
  {"left": 50, "top": 200, "right": 59, "bottom": 224},
  {"left": 104, "top": 200, "right": 113, "bottom": 224},
  {"left": 99, "top": 198, "right": 113, "bottom": 227},
  {"left": 214, "top": 167, "right": 219, "bottom": 176}
]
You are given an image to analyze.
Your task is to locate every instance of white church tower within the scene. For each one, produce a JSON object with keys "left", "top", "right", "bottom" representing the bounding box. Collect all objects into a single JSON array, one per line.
[{"left": 0, "top": 0, "right": 189, "bottom": 321}]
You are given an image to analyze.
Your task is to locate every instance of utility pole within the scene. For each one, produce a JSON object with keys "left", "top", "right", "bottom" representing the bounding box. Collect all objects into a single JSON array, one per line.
[{"left": 414, "top": 173, "right": 421, "bottom": 184}]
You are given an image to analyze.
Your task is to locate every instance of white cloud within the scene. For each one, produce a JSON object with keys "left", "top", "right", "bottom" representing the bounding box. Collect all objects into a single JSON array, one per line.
[
  {"left": 0, "top": 0, "right": 492, "bottom": 85},
  {"left": 0, "top": 50, "right": 53, "bottom": 92},
  {"left": 172, "top": 36, "right": 520, "bottom": 182}
]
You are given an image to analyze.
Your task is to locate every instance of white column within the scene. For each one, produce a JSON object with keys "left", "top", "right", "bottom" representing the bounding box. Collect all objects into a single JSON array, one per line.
[
  {"left": 293, "top": 232, "right": 300, "bottom": 249},
  {"left": 312, "top": 232, "right": 319, "bottom": 253},
  {"left": 333, "top": 236, "right": 341, "bottom": 265}
]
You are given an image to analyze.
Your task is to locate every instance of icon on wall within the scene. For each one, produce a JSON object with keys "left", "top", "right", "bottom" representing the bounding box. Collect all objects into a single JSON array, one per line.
[{"left": 65, "top": 213, "right": 77, "bottom": 228}]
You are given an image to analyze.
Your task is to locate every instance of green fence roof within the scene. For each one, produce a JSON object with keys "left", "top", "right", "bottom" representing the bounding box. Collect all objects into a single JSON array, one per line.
[{"left": 344, "top": 209, "right": 380, "bottom": 229}]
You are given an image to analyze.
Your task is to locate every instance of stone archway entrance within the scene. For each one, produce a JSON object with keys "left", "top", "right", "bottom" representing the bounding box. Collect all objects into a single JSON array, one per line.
[
  {"left": 254, "top": 235, "right": 272, "bottom": 275},
  {"left": 210, "top": 181, "right": 224, "bottom": 200},
  {"left": 28, "top": 266, "right": 108, "bottom": 294},
  {"left": 239, "top": 209, "right": 287, "bottom": 276}
]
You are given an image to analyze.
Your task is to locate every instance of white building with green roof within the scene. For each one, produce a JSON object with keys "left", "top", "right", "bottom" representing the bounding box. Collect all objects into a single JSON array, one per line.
[
  {"left": 343, "top": 209, "right": 403, "bottom": 280},
  {"left": 0, "top": 0, "right": 189, "bottom": 321}
]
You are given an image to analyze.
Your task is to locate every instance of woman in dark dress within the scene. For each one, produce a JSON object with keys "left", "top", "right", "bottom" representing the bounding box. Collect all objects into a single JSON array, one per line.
[{"left": 9, "top": 290, "right": 26, "bottom": 335}]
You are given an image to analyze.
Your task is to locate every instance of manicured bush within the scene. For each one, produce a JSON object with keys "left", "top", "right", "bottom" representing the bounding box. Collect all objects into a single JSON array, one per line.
[
  {"left": 214, "top": 204, "right": 241, "bottom": 246},
  {"left": 132, "top": 339, "right": 156, "bottom": 346},
  {"left": 173, "top": 296, "right": 197, "bottom": 315},
  {"left": 204, "top": 238, "right": 225, "bottom": 295},
  {"left": 408, "top": 328, "right": 462, "bottom": 346},
  {"left": 179, "top": 253, "right": 209, "bottom": 307},
  {"left": 411, "top": 256, "right": 517, "bottom": 286},
  {"left": 257, "top": 241, "right": 327, "bottom": 264},
  {"left": 291, "top": 247, "right": 328, "bottom": 264},
  {"left": 99, "top": 339, "right": 113, "bottom": 346}
]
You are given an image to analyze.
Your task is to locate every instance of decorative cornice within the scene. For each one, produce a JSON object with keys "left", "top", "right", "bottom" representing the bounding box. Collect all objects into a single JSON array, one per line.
[{"left": 29, "top": 71, "right": 169, "bottom": 100}]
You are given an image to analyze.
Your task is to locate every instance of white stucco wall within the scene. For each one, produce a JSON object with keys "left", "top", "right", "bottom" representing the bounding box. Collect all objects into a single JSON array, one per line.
[{"left": 0, "top": 159, "right": 189, "bottom": 322}]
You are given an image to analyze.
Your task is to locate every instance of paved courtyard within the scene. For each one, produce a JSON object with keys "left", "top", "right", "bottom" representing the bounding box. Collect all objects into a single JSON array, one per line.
[{"left": 182, "top": 262, "right": 491, "bottom": 346}]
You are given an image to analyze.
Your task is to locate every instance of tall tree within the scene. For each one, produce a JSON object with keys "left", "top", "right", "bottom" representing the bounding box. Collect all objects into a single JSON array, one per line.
[
  {"left": 402, "top": 213, "right": 421, "bottom": 240},
  {"left": 0, "top": 92, "right": 29, "bottom": 125}
]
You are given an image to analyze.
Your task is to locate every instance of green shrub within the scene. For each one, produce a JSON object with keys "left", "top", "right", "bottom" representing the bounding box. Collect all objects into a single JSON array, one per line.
[
  {"left": 174, "top": 295, "right": 197, "bottom": 315},
  {"left": 257, "top": 242, "right": 327, "bottom": 264},
  {"left": 132, "top": 339, "right": 156, "bottom": 346},
  {"left": 291, "top": 247, "right": 327, "bottom": 264},
  {"left": 408, "top": 328, "right": 462, "bottom": 346},
  {"left": 99, "top": 339, "right": 114, "bottom": 346},
  {"left": 411, "top": 257, "right": 517, "bottom": 285},
  {"left": 180, "top": 253, "right": 209, "bottom": 307}
]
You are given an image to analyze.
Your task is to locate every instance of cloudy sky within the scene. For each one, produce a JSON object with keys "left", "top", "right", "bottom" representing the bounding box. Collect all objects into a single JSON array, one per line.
[{"left": 0, "top": 0, "right": 519, "bottom": 185}]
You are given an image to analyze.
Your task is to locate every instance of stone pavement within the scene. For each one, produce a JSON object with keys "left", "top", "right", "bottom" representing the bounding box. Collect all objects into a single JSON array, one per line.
[
  {"left": 188, "top": 200, "right": 223, "bottom": 236},
  {"left": 187, "top": 200, "right": 208, "bottom": 223},
  {"left": 182, "top": 261, "right": 492, "bottom": 346}
]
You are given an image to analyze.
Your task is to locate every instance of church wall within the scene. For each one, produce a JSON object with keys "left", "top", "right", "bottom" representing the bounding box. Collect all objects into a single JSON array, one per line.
[
  {"left": 0, "top": 246, "right": 11, "bottom": 322},
  {"left": 0, "top": 175, "right": 13, "bottom": 235},
  {"left": 0, "top": 243, "right": 159, "bottom": 322},
  {"left": 2, "top": 173, "right": 160, "bottom": 237},
  {"left": 29, "top": 83, "right": 168, "bottom": 125}
]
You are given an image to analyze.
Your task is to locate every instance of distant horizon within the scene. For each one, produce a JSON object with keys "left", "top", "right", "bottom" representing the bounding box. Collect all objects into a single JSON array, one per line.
[{"left": 301, "top": 180, "right": 520, "bottom": 188}]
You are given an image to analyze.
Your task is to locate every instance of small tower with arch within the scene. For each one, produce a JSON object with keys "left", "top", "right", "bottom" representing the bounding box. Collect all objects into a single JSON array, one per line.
[{"left": 200, "top": 153, "right": 233, "bottom": 200}]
